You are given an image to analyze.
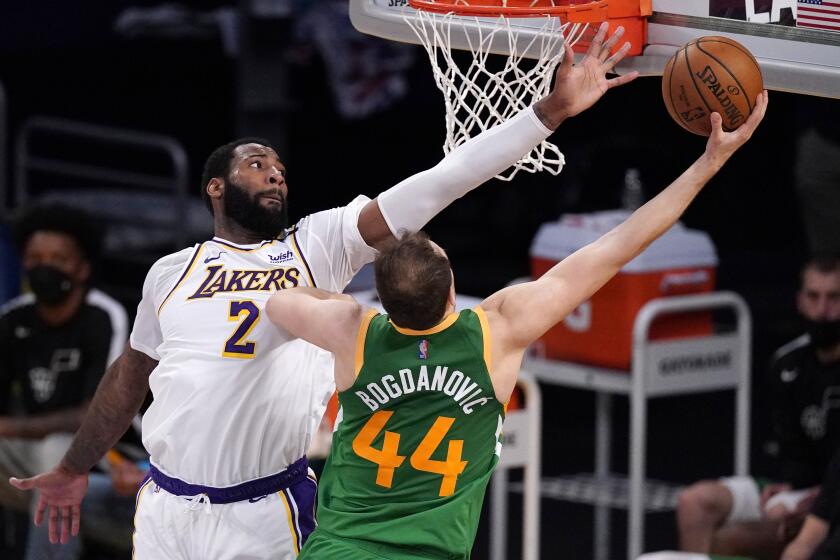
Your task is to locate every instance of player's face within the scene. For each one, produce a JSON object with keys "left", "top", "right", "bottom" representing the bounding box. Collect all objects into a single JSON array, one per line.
[
  {"left": 22, "top": 231, "right": 89, "bottom": 305},
  {"left": 223, "top": 144, "right": 289, "bottom": 239},
  {"left": 22, "top": 231, "right": 88, "bottom": 281},
  {"left": 798, "top": 269, "right": 840, "bottom": 322}
]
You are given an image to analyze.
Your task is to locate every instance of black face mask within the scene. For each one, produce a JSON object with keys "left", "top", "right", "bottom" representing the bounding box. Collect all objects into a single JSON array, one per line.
[
  {"left": 26, "top": 265, "right": 74, "bottom": 306},
  {"left": 805, "top": 318, "right": 840, "bottom": 350}
]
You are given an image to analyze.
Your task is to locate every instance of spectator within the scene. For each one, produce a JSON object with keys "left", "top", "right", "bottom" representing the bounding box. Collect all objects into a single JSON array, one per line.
[
  {"left": 0, "top": 204, "right": 129, "bottom": 559},
  {"left": 677, "top": 256, "right": 840, "bottom": 559},
  {"left": 782, "top": 445, "right": 840, "bottom": 560}
]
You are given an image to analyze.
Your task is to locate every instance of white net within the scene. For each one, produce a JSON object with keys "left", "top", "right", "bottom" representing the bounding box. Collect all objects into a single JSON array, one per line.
[{"left": 406, "top": 8, "right": 591, "bottom": 181}]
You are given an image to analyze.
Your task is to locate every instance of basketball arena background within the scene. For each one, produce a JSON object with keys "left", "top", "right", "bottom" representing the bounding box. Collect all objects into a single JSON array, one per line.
[{"left": 0, "top": 1, "right": 838, "bottom": 558}]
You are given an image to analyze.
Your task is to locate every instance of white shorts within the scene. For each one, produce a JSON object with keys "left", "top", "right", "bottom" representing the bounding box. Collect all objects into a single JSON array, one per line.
[
  {"left": 720, "top": 476, "right": 812, "bottom": 524},
  {"left": 132, "top": 471, "right": 317, "bottom": 560}
]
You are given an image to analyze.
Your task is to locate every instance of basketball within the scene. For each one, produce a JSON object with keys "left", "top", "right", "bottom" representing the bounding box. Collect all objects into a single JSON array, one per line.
[{"left": 661, "top": 36, "right": 764, "bottom": 136}]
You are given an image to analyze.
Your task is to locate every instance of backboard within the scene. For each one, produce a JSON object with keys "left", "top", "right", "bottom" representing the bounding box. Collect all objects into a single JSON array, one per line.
[{"left": 349, "top": 0, "right": 840, "bottom": 98}]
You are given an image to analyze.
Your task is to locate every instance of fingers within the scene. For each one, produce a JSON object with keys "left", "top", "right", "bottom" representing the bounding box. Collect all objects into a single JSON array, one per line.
[
  {"left": 71, "top": 505, "right": 81, "bottom": 537},
  {"left": 557, "top": 42, "right": 574, "bottom": 75},
  {"left": 60, "top": 506, "right": 71, "bottom": 544},
  {"left": 584, "top": 21, "right": 609, "bottom": 59},
  {"left": 9, "top": 476, "right": 34, "bottom": 491},
  {"left": 735, "top": 90, "right": 768, "bottom": 138},
  {"left": 606, "top": 70, "right": 639, "bottom": 89},
  {"left": 750, "top": 90, "right": 769, "bottom": 125},
  {"left": 604, "top": 41, "right": 633, "bottom": 71},
  {"left": 34, "top": 497, "right": 47, "bottom": 527},
  {"left": 599, "top": 25, "right": 625, "bottom": 62},
  {"left": 49, "top": 506, "right": 59, "bottom": 544},
  {"left": 710, "top": 112, "right": 724, "bottom": 136}
]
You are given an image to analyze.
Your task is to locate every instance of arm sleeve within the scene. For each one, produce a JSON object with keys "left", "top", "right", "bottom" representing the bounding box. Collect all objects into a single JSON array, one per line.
[
  {"left": 376, "top": 106, "right": 554, "bottom": 236},
  {"left": 292, "top": 195, "right": 377, "bottom": 292},
  {"left": 129, "top": 248, "right": 196, "bottom": 360}
]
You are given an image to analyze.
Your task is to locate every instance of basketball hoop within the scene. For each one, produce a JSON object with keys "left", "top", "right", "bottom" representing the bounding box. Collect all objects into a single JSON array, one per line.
[{"left": 406, "top": 1, "right": 609, "bottom": 181}]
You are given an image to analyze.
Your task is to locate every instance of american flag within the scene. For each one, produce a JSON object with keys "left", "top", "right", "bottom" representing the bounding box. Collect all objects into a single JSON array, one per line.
[{"left": 797, "top": 0, "right": 840, "bottom": 31}]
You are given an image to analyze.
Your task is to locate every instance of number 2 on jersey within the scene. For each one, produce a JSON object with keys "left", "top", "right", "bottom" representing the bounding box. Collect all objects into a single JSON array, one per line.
[
  {"left": 352, "top": 411, "right": 468, "bottom": 497},
  {"left": 223, "top": 301, "right": 260, "bottom": 358}
]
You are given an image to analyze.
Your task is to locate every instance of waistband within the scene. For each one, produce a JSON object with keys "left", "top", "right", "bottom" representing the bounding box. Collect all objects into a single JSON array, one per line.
[{"left": 149, "top": 456, "right": 309, "bottom": 504}]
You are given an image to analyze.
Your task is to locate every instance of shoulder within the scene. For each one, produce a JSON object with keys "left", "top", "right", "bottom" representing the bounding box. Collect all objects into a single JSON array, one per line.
[
  {"left": 0, "top": 293, "right": 36, "bottom": 319},
  {"left": 148, "top": 245, "right": 201, "bottom": 275},
  {"left": 83, "top": 289, "right": 128, "bottom": 329},
  {"left": 144, "top": 245, "right": 203, "bottom": 292},
  {"left": 771, "top": 334, "right": 812, "bottom": 369},
  {"left": 295, "top": 195, "right": 372, "bottom": 233}
]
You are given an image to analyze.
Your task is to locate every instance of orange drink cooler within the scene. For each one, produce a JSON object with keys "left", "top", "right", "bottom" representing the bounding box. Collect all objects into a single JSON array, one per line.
[{"left": 530, "top": 211, "right": 718, "bottom": 370}]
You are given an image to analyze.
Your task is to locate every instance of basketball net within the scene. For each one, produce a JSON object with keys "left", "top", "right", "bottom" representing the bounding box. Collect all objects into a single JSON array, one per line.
[{"left": 406, "top": 8, "right": 592, "bottom": 181}]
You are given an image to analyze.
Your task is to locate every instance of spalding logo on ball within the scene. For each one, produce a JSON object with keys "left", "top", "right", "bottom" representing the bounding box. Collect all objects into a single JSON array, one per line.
[{"left": 662, "top": 36, "right": 764, "bottom": 136}]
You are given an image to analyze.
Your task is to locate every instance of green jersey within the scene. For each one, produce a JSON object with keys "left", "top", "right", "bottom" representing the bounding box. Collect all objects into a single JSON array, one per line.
[{"left": 310, "top": 308, "right": 505, "bottom": 559}]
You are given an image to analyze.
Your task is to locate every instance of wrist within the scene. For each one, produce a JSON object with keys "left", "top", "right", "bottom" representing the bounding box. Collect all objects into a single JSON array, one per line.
[
  {"left": 58, "top": 458, "right": 89, "bottom": 477},
  {"left": 698, "top": 151, "right": 726, "bottom": 175},
  {"left": 533, "top": 99, "right": 568, "bottom": 130}
]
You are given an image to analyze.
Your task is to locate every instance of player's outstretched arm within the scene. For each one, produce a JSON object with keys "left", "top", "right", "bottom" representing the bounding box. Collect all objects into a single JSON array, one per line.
[
  {"left": 9, "top": 345, "right": 156, "bottom": 544},
  {"left": 266, "top": 287, "right": 366, "bottom": 389},
  {"left": 357, "top": 23, "right": 638, "bottom": 249},
  {"left": 483, "top": 92, "right": 768, "bottom": 353}
]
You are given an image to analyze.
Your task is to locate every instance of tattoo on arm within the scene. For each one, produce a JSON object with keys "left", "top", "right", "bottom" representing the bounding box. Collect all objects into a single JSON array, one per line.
[{"left": 61, "top": 347, "right": 156, "bottom": 474}]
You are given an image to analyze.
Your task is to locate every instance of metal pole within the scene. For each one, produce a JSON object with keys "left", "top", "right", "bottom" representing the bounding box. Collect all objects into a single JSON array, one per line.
[
  {"left": 629, "top": 342, "right": 647, "bottom": 560},
  {"left": 734, "top": 297, "right": 752, "bottom": 475},
  {"left": 523, "top": 372, "right": 542, "bottom": 560},
  {"left": 594, "top": 392, "right": 612, "bottom": 560},
  {"left": 491, "top": 470, "right": 507, "bottom": 560}
]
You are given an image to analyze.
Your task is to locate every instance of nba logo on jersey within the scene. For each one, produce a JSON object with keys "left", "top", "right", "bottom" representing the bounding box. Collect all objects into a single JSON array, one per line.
[{"left": 418, "top": 339, "right": 429, "bottom": 360}]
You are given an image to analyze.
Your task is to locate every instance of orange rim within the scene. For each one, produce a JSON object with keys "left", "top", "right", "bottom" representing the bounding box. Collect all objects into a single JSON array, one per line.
[{"left": 408, "top": 0, "right": 609, "bottom": 20}]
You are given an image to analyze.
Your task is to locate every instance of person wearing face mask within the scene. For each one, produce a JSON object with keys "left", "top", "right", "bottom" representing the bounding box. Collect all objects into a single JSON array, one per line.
[
  {"left": 676, "top": 256, "right": 840, "bottom": 560},
  {"left": 0, "top": 204, "right": 132, "bottom": 560}
]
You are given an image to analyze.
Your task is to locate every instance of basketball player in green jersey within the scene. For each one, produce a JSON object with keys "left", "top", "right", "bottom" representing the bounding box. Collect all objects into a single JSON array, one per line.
[{"left": 266, "top": 92, "right": 769, "bottom": 559}]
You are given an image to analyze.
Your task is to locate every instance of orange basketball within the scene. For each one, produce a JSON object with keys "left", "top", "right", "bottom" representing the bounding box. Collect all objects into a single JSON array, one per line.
[{"left": 661, "top": 36, "right": 764, "bottom": 136}]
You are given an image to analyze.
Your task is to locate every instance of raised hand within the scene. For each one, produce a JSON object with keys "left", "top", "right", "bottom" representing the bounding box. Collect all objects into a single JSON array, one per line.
[
  {"left": 704, "top": 90, "right": 769, "bottom": 167},
  {"left": 534, "top": 21, "right": 639, "bottom": 129},
  {"left": 10, "top": 466, "right": 89, "bottom": 544}
]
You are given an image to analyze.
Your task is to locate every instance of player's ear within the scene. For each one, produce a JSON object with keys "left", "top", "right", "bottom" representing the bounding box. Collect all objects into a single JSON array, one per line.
[{"left": 206, "top": 178, "right": 224, "bottom": 202}]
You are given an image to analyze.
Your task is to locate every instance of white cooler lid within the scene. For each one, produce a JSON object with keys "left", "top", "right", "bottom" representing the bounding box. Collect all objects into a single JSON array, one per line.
[{"left": 530, "top": 210, "right": 718, "bottom": 272}]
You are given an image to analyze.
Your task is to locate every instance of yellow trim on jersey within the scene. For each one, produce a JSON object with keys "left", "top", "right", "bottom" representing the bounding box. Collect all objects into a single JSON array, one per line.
[
  {"left": 474, "top": 306, "right": 493, "bottom": 372},
  {"left": 354, "top": 309, "right": 379, "bottom": 378},
  {"left": 131, "top": 478, "right": 154, "bottom": 559},
  {"left": 390, "top": 311, "right": 459, "bottom": 336},
  {"left": 278, "top": 491, "right": 301, "bottom": 554},
  {"left": 157, "top": 244, "right": 205, "bottom": 315},
  {"left": 288, "top": 231, "right": 316, "bottom": 287},
  {"left": 210, "top": 238, "right": 277, "bottom": 252}
]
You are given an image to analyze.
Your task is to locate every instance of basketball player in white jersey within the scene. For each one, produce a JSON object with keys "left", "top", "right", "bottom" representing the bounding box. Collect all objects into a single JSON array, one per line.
[{"left": 11, "top": 23, "right": 636, "bottom": 559}]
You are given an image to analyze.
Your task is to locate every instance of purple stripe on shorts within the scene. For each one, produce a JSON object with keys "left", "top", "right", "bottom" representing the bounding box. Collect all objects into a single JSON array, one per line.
[
  {"left": 149, "top": 456, "right": 308, "bottom": 504},
  {"left": 287, "top": 475, "right": 318, "bottom": 544}
]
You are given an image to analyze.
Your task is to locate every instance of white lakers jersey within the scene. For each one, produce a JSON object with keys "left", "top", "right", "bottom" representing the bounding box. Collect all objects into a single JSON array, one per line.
[{"left": 130, "top": 196, "right": 376, "bottom": 486}]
